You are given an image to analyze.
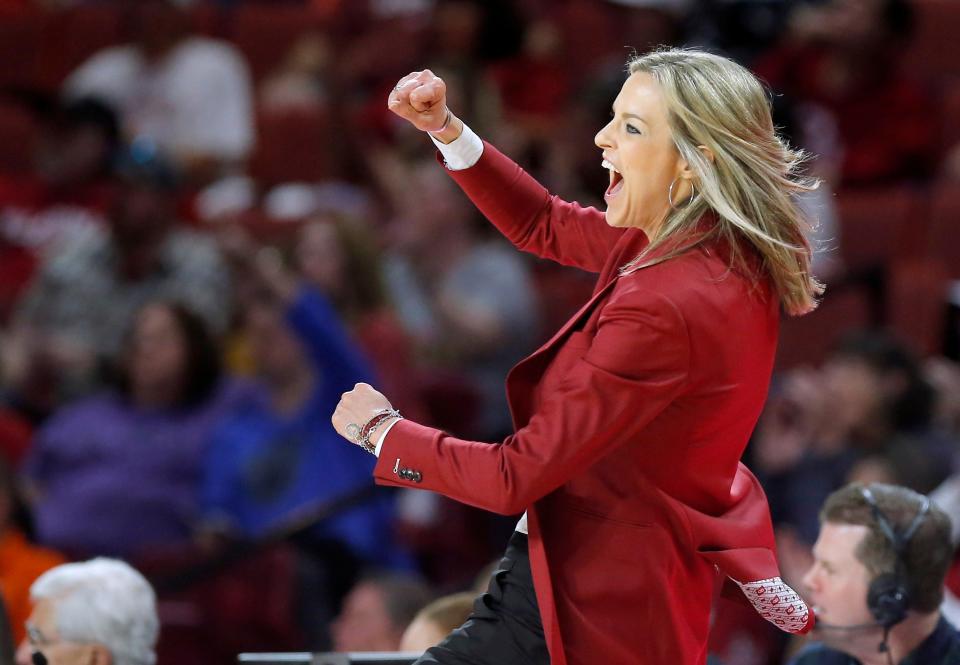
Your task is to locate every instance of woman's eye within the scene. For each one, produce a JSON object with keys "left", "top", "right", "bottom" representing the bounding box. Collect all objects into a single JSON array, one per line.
[{"left": 626, "top": 124, "right": 641, "bottom": 135}]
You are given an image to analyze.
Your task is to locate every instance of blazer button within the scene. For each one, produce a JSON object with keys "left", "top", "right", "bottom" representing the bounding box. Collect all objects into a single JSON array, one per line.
[
  {"left": 412, "top": 471, "right": 422, "bottom": 483},
  {"left": 399, "top": 469, "right": 410, "bottom": 479}
]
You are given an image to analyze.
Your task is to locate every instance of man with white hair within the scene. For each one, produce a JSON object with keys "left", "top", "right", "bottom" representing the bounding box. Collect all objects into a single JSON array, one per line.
[{"left": 14, "top": 558, "right": 159, "bottom": 665}]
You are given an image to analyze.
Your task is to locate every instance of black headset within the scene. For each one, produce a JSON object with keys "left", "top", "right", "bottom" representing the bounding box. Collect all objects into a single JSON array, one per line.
[{"left": 859, "top": 485, "right": 931, "bottom": 630}]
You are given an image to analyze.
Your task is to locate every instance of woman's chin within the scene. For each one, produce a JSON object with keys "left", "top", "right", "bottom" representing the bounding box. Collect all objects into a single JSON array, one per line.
[{"left": 604, "top": 208, "right": 625, "bottom": 227}]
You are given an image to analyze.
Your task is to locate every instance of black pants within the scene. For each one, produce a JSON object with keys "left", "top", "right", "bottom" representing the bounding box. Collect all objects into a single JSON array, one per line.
[{"left": 417, "top": 532, "right": 551, "bottom": 665}]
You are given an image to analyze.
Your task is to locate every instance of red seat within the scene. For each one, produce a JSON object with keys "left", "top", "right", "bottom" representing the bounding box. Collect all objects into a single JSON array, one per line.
[
  {"left": 940, "top": 78, "right": 960, "bottom": 155},
  {"left": 0, "top": 100, "right": 38, "bottom": 174},
  {"left": 35, "top": 6, "right": 123, "bottom": 90},
  {"left": 886, "top": 257, "right": 950, "bottom": 356},
  {"left": 903, "top": 0, "right": 960, "bottom": 80},
  {"left": 776, "top": 286, "right": 872, "bottom": 369},
  {"left": 228, "top": 5, "right": 330, "bottom": 83},
  {"left": 249, "top": 108, "right": 333, "bottom": 186},
  {"left": 0, "top": 9, "right": 43, "bottom": 89},
  {"left": 554, "top": 0, "right": 622, "bottom": 78},
  {"left": 835, "top": 186, "right": 922, "bottom": 273},
  {"left": 926, "top": 181, "right": 960, "bottom": 279}
]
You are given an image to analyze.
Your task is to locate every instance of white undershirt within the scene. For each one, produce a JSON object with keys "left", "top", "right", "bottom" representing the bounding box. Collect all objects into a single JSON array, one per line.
[{"left": 372, "top": 121, "right": 528, "bottom": 533}]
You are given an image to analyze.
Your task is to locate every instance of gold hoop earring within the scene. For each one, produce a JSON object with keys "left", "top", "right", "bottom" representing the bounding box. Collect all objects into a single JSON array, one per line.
[{"left": 668, "top": 177, "right": 695, "bottom": 210}]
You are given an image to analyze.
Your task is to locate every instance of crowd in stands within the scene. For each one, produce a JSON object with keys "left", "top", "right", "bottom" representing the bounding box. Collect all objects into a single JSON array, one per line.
[{"left": 0, "top": 0, "right": 957, "bottom": 663}]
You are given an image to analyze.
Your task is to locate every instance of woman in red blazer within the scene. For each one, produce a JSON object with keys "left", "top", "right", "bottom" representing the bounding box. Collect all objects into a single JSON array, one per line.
[{"left": 334, "top": 49, "right": 822, "bottom": 664}]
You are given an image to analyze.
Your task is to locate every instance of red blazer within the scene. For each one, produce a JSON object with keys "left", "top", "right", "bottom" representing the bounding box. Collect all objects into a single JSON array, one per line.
[{"left": 374, "top": 142, "right": 813, "bottom": 664}]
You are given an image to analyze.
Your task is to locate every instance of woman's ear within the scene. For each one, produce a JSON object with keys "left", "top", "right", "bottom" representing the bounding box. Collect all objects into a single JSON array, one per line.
[
  {"left": 697, "top": 145, "right": 716, "bottom": 164},
  {"left": 677, "top": 145, "right": 715, "bottom": 182}
]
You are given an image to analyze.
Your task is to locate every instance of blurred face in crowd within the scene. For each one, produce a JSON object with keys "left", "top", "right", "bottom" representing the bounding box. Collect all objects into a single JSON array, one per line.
[
  {"left": 110, "top": 182, "right": 173, "bottom": 258},
  {"left": 803, "top": 522, "right": 876, "bottom": 631},
  {"left": 296, "top": 220, "right": 345, "bottom": 296},
  {"left": 395, "top": 164, "right": 471, "bottom": 251},
  {"left": 16, "top": 599, "right": 109, "bottom": 665},
  {"left": 36, "top": 122, "right": 112, "bottom": 188},
  {"left": 331, "top": 581, "right": 402, "bottom": 653},
  {"left": 822, "top": 357, "right": 896, "bottom": 437},
  {"left": 127, "top": 303, "right": 188, "bottom": 408},
  {"left": 244, "top": 303, "right": 306, "bottom": 384},
  {"left": 594, "top": 72, "right": 688, "bottom": 234}
]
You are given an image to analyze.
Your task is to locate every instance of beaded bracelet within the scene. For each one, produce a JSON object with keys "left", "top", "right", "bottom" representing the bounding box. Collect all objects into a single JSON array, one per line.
[{"left": 356, "top": 408, "right": 403, "bottom": 455}]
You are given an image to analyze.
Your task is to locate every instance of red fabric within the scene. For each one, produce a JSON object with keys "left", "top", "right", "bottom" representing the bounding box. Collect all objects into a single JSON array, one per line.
[{"left": 373, "top": 143, "right": 812, "bottom": 664}]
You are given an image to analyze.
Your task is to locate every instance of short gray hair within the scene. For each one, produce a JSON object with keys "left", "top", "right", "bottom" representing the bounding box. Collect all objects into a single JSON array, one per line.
[{"left": 30, "top": 558, "right": 159, "bottom": 665}]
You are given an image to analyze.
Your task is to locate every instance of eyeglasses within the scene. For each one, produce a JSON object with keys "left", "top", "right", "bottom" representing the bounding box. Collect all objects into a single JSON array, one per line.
[{"left": 25, "top": 624, "right": 49, "bottom": 665}]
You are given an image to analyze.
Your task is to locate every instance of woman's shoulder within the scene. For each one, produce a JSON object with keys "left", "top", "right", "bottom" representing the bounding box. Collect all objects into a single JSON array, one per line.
[{"left": 616, "top": 241, "right": 774, "bottom": 322}]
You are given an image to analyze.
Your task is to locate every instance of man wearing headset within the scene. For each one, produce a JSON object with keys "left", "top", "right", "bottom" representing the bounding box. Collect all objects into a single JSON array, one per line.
[
  {"left": 790, "top": 482, "right": 960, "bottom": 664},
  {"left": 15, "top": 558, "right": 158, "bottom": 665}
]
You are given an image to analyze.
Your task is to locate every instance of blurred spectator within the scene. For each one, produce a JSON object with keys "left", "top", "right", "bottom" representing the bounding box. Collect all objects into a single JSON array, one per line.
[
  {"left": 63, "top": 0, "right": 254, "bottom": 183},
  {"left": 0, "top": 458, "right": 65, "bottom": 645},
  {"left": 754, "top": 0, "right": 939, "bottom": 186},
  {"left": 753, "top": 330, "right": 956, "bottom": 544},
  {"left": 788, "top": 483, "right": 958, "bottom": 664},
  {"left": 20, "top": 301, "right": 248, "bottom": 559},
  {"left": 331, "top": 573, "right": 433, "bottom": 652},
  {"left": 293, "top": 215, "right": 427, "bottom": 423},
  {"left": 259, "top": 32, "right": 333, "bottom": 113},
  {"left": 8, "top": 147, "right": 230, "bottom": 412},
  {"left": 200, "top": 249, "right": 405, "bottom": 568},
  {"left": 14, "top": 558, "right": 159, "bottom": 665},
  {"left": 381, "top": 161, "right": 540, "bottom": 438},
  {"left": 398, "top": 591, "right": 475, "bottom": 652},
  {"left": 0, "top": 96, "right": 119, "bottom": 323}
]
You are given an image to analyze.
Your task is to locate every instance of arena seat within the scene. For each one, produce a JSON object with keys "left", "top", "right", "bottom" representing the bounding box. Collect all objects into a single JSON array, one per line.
[
  {"left": 36, "top": 5, "right": 123, "bottom": 90},
  {"left": 926, "top": 181, "right": 960, "bottom": 279},
  {"left": 835, "top": 186, "right": 923, "bottom": 273},
  {"left": 776, "top": 286, "right": 872, "bottom": 369},
  {"left": 250, "top": 108, "right": 333, "bottom": 186},
  {"left": 903, "top": 0, "right": 960, "bottom": 80},
  {"left": 0, "top": 8, "right": 42, "bottom": 88},
  {"left": 0, "top": 100, "right": 38, "bottom": 174},
  {"left": 886, "top": 257, "right": 950, "bottom": 355},
  {"left": 228, "top": 5, "right": 331, "bottom": 82}
]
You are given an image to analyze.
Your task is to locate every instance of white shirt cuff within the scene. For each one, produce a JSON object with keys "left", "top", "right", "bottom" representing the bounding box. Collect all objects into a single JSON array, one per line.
[
  {"left": 429, "top": 122, "right": 483, "bottom": 171},
  {"left": 373, "top": 418, "right": 402, "bottom": 457}
]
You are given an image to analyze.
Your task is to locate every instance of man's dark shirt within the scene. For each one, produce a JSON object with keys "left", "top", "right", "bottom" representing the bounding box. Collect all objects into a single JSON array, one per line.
[{"left": 788, "top": 617, "right": 960, "bottom": 664}]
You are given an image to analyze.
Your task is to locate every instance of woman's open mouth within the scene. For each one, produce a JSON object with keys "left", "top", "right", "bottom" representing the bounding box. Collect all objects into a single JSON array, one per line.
[{"left": 602, "top": 159, "right": 624, "bottom": 200}]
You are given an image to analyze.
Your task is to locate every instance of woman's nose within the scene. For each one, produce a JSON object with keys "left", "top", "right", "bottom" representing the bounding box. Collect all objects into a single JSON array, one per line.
[{"left": 595, "top": 121, "right": 614, "bottom": 150}]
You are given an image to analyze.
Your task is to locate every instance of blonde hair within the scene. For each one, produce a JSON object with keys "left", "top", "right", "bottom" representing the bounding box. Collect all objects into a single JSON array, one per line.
[{"left": 624, "top": 48, "right": 823, "bottom": 316}]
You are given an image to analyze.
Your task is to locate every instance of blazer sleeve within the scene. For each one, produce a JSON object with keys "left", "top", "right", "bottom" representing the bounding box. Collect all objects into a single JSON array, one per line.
[
  {"left": 443, "top": 141, "right": 625, "bottom": 273},
  {"left": 372, "top": 285, "right": 690, "bottom": 514}
]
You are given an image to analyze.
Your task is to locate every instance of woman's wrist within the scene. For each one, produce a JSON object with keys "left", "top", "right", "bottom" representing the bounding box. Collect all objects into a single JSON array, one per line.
[{"left": 429, "top": 111, "right": 464, "bottom": 145}]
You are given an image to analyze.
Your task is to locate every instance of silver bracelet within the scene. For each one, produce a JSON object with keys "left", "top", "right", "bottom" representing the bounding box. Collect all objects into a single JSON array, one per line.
[{"left": 357, "top": 408, "right": 403, "bottom": 455}]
